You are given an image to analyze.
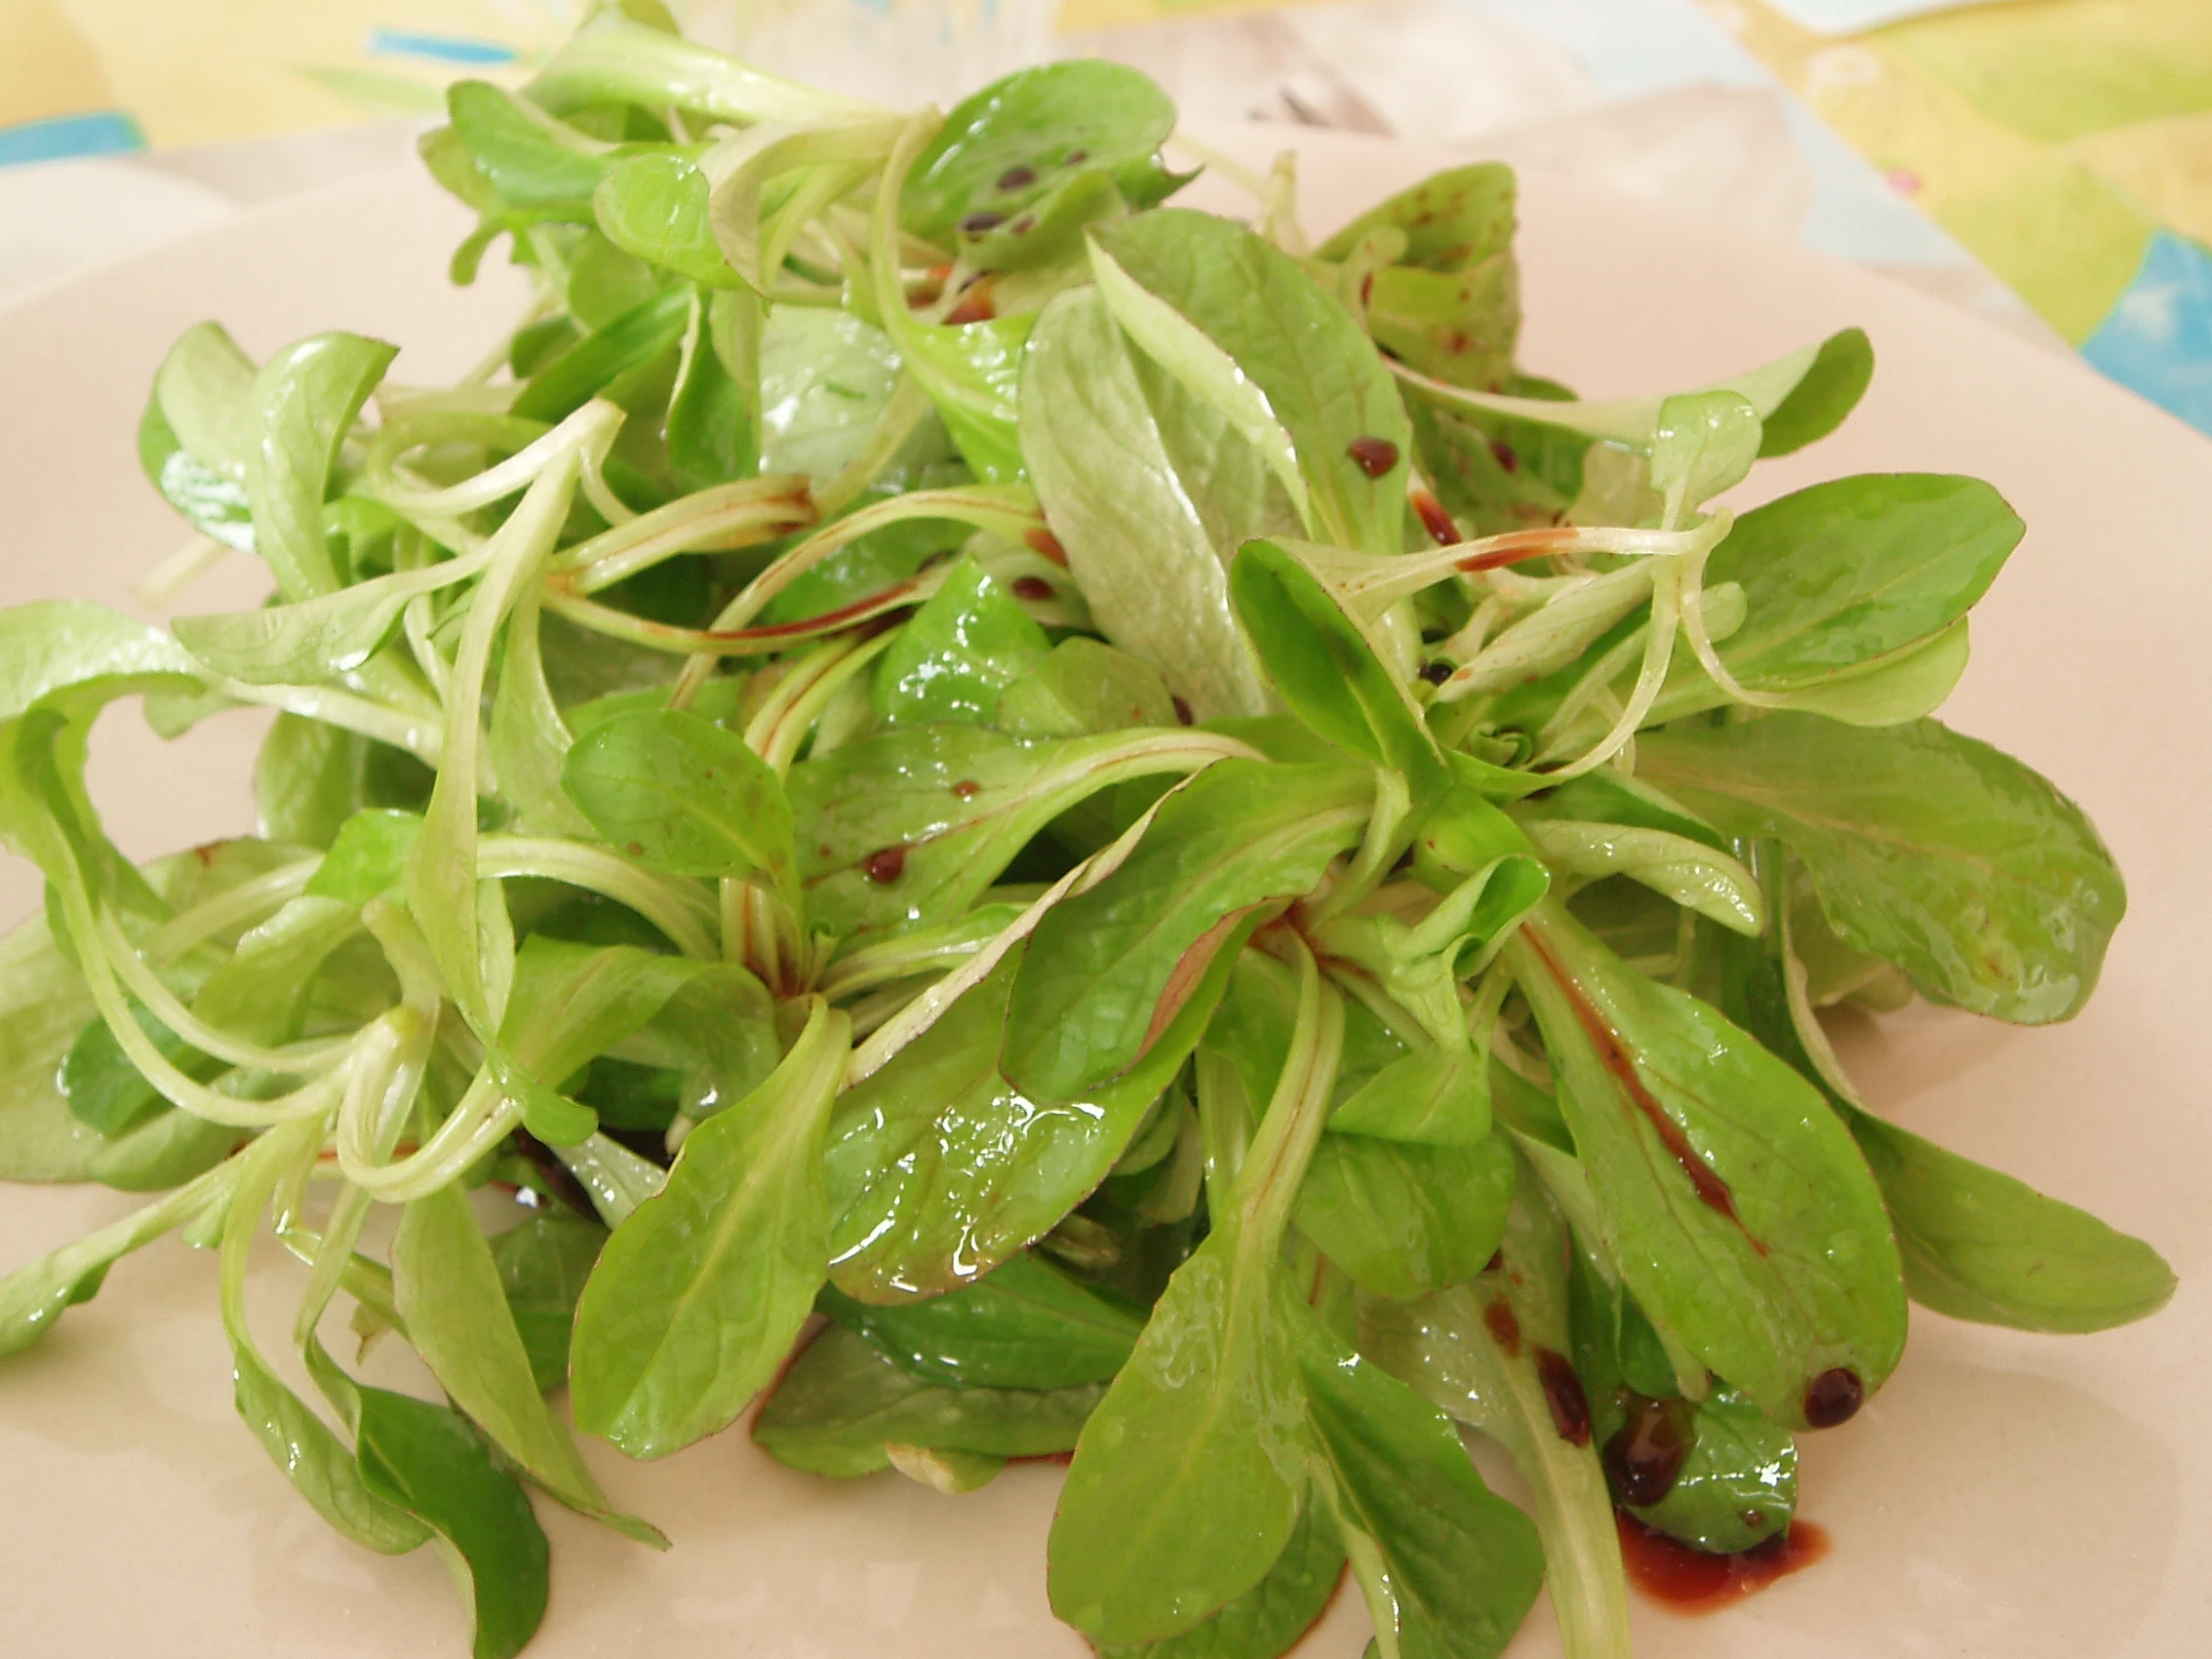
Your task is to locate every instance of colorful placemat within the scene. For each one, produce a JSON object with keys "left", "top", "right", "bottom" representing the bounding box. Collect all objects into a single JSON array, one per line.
[
  {"left": 3, "top": 0, "right": 2207, "bottom": 433},
  {"left": 0, "top": 1, "right": 554, "bottom": 159},
  {"left": 1699, "top": 0, "right": 2212, "bottom": 431}
]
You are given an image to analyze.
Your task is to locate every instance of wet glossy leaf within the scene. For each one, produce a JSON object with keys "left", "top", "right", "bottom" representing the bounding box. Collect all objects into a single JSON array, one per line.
[
  {"left": 1324, "top": 163, "right": 1520, "bottom": 394},
  {"left": 394, "top": 1179, "right": 659, "bottom": 1540},
  {"left": 1405, "top": 327, "right": 1865, "bottom": 460},
  {"left": 753, "top": 1323, "right": 1102, "bottom": 1477},
  {"left": 1363, "top": 261, "right": 1522, "bottom": 393},
  {"left": 1639, "top": 714, "right": 2125, "bottom": 1023},
  {"left": 1003, "top": 760, "right": 1369, "bottom": 1104},
  {"left": 1857, "top": 1114, "right": 2173, "bottom": 1332},
  {"left": 666, "top": 287, "right": 760, "bottom": 491},
  {"left": 1504, "top": 902, "right": 1906, "bottom": 1429},
  {"left": 255, "top": 719, "right": 383, "bottom": 849},
  {"left": 893, "top": 310, "right": 1031, "bottom": 482},
  {"left": 1231, "top": 538, "right": 1446, "bottom": 799},
  {"left": 819, "top": 1248, "right": 1141, "bottom": 1390},
  {"left": 221, "top": 1123, "right": 430, "bottom": 1557},
  {"left": 757, "top": 307, "right": 905, "bottom": 485},
  {"left": 0, "top": 1161, "right": 235, "bottom": 1356},
  {"left": 354, "top": 1385, "right": 551, "bottom": 1659},
  {"left": 304, "top": 809, "right": 422, "bottom": 905},
  {"left": 1050, "top": 939, "right": 1343, "bottom": 1645},
  {"left": 901, "top": 60, "right": 1176, "bottom": 244},
  {"left": 1092, "top": 1500, "right": 1344, "bottom": 1659},
  {"left": 60, "top": 997, "right": 222, "bottom": 1135},
  {"left": 873, "top": 553, "right": 1050, "bottom": 727},
  {"left": 1756, "top": 326, "right": 1874, "bottom": 456},
  {"left": 1329, "top": 1047, "right": 1489, "bottom": 1145},
  {"left": 1093, "top": 212, "right": 1411, "bottom": 554},
  {"left": 1600, "top": 1385, "right": 1797, "bottom": 1555},
  {"left": 527, "top": 17, "right": 882, "bottom": 130},
  {"left": 959, "top": 167, "right": 1128, "bottom": 275},
  {"left": 1660, "top": 473, "right": 2021, "bottom": 711},
  {"left": 150, "top": 320, "right": 258, "bottom": 481},
  {"left": 827, "top": 941, "right": 1236, "bottom": 1302},
  {"left": 0, "top": 912, "right": 124, "bottom": 1180},
  {"left": 1296, "top": 1131, "right": 1516, "bottom": 1302},
  {"left": 1021, "top": 287, "right": 1273, "bottom": 719},
  {"left": 1713, "top": 917, "right": 2175, "bottom": 1335},
  {"left": 792, "top": 723, "right": 1225, "bottom": 937},
  {"left": 0, "top": 843, "right": 287, "bottom": 1186},
  {"left": 1296, "top": 1321, "right": 1545, "bottom": 1659},
  {"left": 233, "top": 1350, "right": 429, "bottom": 1554},
  {"left": 0, "top": 602, "right": 204, "bottom": 722},
  {"left": 249, "top": 332, "right": 398, "bottom": 599},
  {"left": 447, "top": 79, "right": 619, "bottom": 211},
  {"left": 138, "top": 395, "right": 255, "bottom": 551},
  {"left": 1361, "top": 1170, "right": 1632, "bottom": 1659},
  {"left": 998, "top": 636, "right": 1179, "bottom": 738},
  {"left": 1650, "top": 391, "right": 1760, "bottom": 512},
  {"left": 594, "top": 151, "right": 736, "bottom": 286},
  {"left": 571, "top": 1001, "right": 848, "bottom": 1458},
  {"left": 139, "top": 322, "right": 258, "bottom": 550},
  {"left": 189, "top": 894, "right": 361, "bottom": 1047},
  {"left": 1408, "top": 374, "right": 1585, "bottom": 538},
  {"left": 1319, "top": 162, "right": 1517, "bottom": 275},
  {"left": 493, "top": 1212, "right": 609, "bottom": 1391},
  {"left": 512, "top": 287, "right": 688, "bottom": 424},
  {"left": 562, "top": 707, "right": 796, "bottom": 895},
  {"left": 1049, "top": 1235, "right": 1310, "bottom": 1643},
  {"left": 497, "top": 935, "right": 711, "bottom": 1140}
]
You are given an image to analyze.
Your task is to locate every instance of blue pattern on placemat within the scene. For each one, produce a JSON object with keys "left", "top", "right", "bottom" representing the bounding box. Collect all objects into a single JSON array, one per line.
[
  {"left": 365, "top": 27, "right": 518, "bottom": 67},
  {"left": 0, "top": 110, "right": 148, "bottom": 168},
  {"left": 2081, "top": 231, "right": 2212, "bottom": 435}
]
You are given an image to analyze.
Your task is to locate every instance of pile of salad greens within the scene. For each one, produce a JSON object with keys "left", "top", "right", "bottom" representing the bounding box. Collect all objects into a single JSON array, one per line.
[{"left": 0, "top": 6, "right": 2177, "bottom": 1657}]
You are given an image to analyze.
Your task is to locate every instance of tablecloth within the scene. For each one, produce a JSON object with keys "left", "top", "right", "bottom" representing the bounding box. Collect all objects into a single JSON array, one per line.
[{"left": 3, "top": 0, "right": 2207, "bottom": 434}]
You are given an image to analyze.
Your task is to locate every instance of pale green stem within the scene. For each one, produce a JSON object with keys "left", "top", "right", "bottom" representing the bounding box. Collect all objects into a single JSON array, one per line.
[
  {"left": 144, "top": 858, "right": 318, "bottom": 961},
  {"left": 476, "top": 835, "right": 719, "bottom": 960},
  {"left": 93, "top": 910, "right": 355, "bottom": 1076},
  {"left": 551, "top": 475, "right": 816, "bottom": 591}
]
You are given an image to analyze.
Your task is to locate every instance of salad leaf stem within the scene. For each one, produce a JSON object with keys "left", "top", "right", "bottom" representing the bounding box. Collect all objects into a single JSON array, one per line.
[
  {"left": 0, "top": 1146, "right": 245, "bottom": 1356},
  {"left": 554, "top": 477, "right": 817, "bottom": 594},
  {"left": 474, "top": 836, "right": 720, "bottom": 960}
]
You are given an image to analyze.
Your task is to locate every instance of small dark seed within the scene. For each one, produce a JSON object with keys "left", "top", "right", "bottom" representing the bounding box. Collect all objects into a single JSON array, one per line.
[
  {"left": 1010, "top": 214, "right": 1036, "bottom": 235},
  {"left": 996, "top": 164, "right": 1037, "bottom": 191},
  {"left": 1346, "top": 435, "right": 1399, "bottom": 478},
  {"left": 1422, "top": 660, "right": 1453, "bottom": 685},
  {"left": 1010, "top": 575, "right": 1053, "bottom": 601},
  {"left": 862, "top": 846, "right": 907, "bottom": 884},
  {"left": 1803, "top": 1367, "right": 1865, "bottom": 1427},
  {"left": 1064, "top": 148, "right": 1088, "bottom": 166},
  {"left": 1533, "top": 1349, "right": 1592, "bottom": 1447},
  {"left": 1172, "top": 696, "right": 1194, "bottom": 726},
  {"left": 959, "top": 211, "right": 1006, "bottom": 236},
  {"left": 1603, "top": 1393, "right": 1690, "bottom": 1504},
  {"left": 952, "top": 780, "right": 981, "bottom": 800}
]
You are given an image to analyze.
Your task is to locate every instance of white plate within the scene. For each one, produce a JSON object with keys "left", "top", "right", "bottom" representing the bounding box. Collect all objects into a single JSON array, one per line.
[{"left": 1, "top": 127, "right": 2207, "bottom": 1659}]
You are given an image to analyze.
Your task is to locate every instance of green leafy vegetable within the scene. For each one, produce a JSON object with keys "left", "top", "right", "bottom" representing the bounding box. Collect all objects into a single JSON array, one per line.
[
  {"left": 0, "top": 19, "right": 2169, "bottom": 1659},
  {"left": 571, "top": 999, "right": 848, "bottom": 1457},
  {"left": 1640, "top": 715, "right": 2124, "bottom": 1022}
]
